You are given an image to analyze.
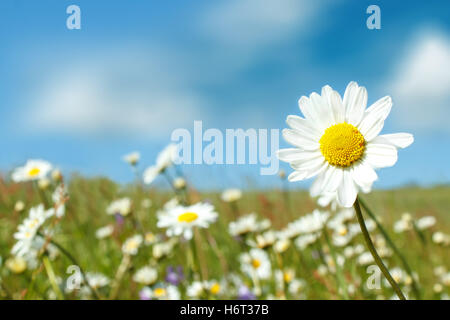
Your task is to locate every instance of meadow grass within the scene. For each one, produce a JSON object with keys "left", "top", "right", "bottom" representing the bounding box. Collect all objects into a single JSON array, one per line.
[{"left": 0, "top": 175, "right": 449, "bottom": 300}]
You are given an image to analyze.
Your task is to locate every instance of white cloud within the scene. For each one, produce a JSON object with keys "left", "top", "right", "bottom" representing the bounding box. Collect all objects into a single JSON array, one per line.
[
  {"left": 387, "top": 28, "right": 450, "bottom": 132},
  {"left": 21, "top": 49, "right": 208, "bottom": 138},
  {"left": 199, "top": 0, "right": 327, "bottom": 61}
]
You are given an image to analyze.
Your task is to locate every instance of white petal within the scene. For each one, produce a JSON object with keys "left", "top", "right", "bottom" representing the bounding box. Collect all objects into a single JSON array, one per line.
[
  {"left": 288, "top": 170, "right": 309, "bottom": 182},
  {"left": 370, "top": 133, "right": 414, "bottom": 149},
  {"left": 298, "top": 96, "right": 323, "bottom": 131},
  {"left": 320, "top": 166, "right": 344, "bottom": 193},
  {"left": 310, "top": 92, "right": 334, "bottom": 129},
  {"left": 360, "top": 117, "right": 385, "bottom": 142},
  {"left": 364, "top": 96, "right": 392, "bottom": 121},
  {"left": 329, "top": 90, "right": 345, "bottom": 124},
  {"left": 337, "top": 170, "right": 357, "bottom": 208},
  {"left": 286, "top": 115, "right": 321, "bottom": 140},
  {"left": 277, "top": 148, "right": 322, "bottom": 163},
  {"left": 351, "top": 161, "right": 378, "bottom": 188},
  {"left": 310, "top": 172, "right": 326, "bottom": 197},
  {"left": 282, "top": 129, "right": 320, "bottom": 150},
  {"left": 345, "top": 84, "right": 367, "bottom": 127},
  {"left": 290, "top": 156, "right": 324, "bottom": 171},
  {"left": 364, "top": 143, "right": 398, "bottom": 168}
]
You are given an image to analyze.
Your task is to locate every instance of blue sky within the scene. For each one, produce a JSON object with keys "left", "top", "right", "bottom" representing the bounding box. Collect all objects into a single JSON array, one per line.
[{"left": 0, "top": 0, "right": 449, "bottom": 190}]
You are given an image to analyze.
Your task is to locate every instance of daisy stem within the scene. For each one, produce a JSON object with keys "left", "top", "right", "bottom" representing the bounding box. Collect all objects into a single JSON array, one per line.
[
  {"left": 353, "top": 197, "right": 406, "bottom": 300},
  {"left": 358, "top": 197, "right": 421, "bottom": 299},
  {"left": 193, "top": 228, "right": 209, "bottom": 281},
  {"left": 39, "top": 233, "right": 101, "bottom": 300},
  {"left": 322, "top": 227, "right": 349, "bottom": 300},
  {"left": 42, "top": 255, "right": 65, "bottom": 300},
  {"left": 109, "top": 254, "right": 131, "bottom": 299}
]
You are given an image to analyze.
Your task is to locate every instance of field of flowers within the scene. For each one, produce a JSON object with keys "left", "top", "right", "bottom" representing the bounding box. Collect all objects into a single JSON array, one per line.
[{"left": 0, "top": 158, "right": 448, "bottom": 300}]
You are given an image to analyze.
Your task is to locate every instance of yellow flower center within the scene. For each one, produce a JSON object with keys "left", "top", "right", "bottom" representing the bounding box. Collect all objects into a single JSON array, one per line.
[
  {"left": 252, "top": 259, "right": 261, "bottom": 269},
  {"left": 210, "top": 283, "right": 220, "bottom": 295},
  {"left": 284, "top": 272, "right": 293, "bottom": 283},
  {"left": 28, "top": 167, "right": 40, "bottom": 177},
  {"left": 319, "top": 123, "right": 365, "bottom": 167},
  {"left": 178, "top": 212, "right": 198, "bottom": 223},
  {"left": 154, "top": 288, "right": 166, "bottom": 297}
]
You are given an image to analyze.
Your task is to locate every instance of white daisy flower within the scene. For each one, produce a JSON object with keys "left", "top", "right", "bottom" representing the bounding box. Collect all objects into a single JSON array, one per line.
[
  {"left": 123, "top": 151, "right": 140, "bottom": 166},
  {"left": 277, "top": 82, "right": 413, "bottom": 207},
  {"left": 11, "top": 204, "right": 52, "bottom": 257},
  {"left": 106, "top": 197, "right": 132, "bottom": 217},
  {"left": 229, "top": 213, "right": 271, "bottom": 237},
  {"left": 122, "top": 234, "right": 143, "bottom": 256},
  {"left": 142, "top": 144, "right": 180, "bottom": 185},
  {"left": 50, "top": 184, "right": 68, "bottom": 218},
  {"left": 240, "top": 248, "right": 272, "bottom": 280},
  {"left": 416, "top": 216, "right": 436, "bottom": 230},
  {"left": 12, "top": 159, "right": 52, "bottom": 182},
  {"left": 146, "top": 284, "right": 180, "bottom": 300},
  {"left": 133, "top": 266, "right": 158, "bottom": 285},
  {"left": 157, "top": 202, "right": 218, "bottom": 240},
  {"left": 221, "top": 188, "right": 242, "bottom": 202},
  {"left": 86, "top": 272, "right": 110, "bottom": 289},
  {"left": 95, "top": 225, "right": 114, "bottom": 239},
  {"left": 186, "top": 281, "right": 205, "bottom": 299}
]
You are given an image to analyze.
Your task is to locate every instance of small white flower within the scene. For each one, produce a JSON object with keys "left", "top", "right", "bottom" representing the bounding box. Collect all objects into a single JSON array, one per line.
[
  {"left": 173, "top": 177, "right": 186, "bottom": 189},
  {"left": 416, "top": 216, "right": 436, "bottom": 230},
  {"left": 147, "top": 284, "right": 180, "bottom": 300},
  {"left": 157, "top": 202, "right": 218, "bottom": 240},
  {"left": 106, "top": 198, "right": 132, "bottom": 216},
  {"left": 123, "top": 151, "right": 140, "bottom": 166},
  {"left": 122, "top": 234, "right": 143, "bottom": 255},
  {"left": 187, "top": 281, "right": 205, "bottom": 299},
  {"left": 221, "top": 188, "right": 242, "bottom": 202},
  {"left": 95, "top": 225, "right": 114, "bottom": 239},
  {"left": 229, "top": 213, "right": 271, "bottom": 237},
  {"left": 277, "top": 82, "right": 413, "bottom": 207},
  {"left": 240, "top": 248, "right": 272, "bottom": 280},
  {"left": 11, "top": 204, "right": 52, "bottom": 257},
  {"left": 142, "top": 144, "right": 179, "bottom": 185},
  {"left": 86, "top": 272, "right": 110, "bottom": 289},
  {"left": 12, "top": 159, "right": 52, "bottom": 182},
  {"left": 133, "top": 266, "right": 158, "bottom": 285}
]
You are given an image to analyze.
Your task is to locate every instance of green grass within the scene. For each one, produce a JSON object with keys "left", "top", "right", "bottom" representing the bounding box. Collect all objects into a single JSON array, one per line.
[{"left": 0, "top": 175, "right": 449, "bottom": 300}]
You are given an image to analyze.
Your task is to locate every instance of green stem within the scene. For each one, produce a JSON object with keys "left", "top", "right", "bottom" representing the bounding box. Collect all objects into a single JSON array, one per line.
[
  {"left": 42, "top": 256, "right": 65, "bottom": 300},
  {"left": 358, "top": 197, "right": 421, "bottom": 299},
  {"left": 323, "top": 227, "right": 349, "bottom": 300},
  {"left": 39, "top": 233, "right": 100, "bottom": 299},
  {"left": 353, "top": 197, "right": 406, "bottom": 300}
]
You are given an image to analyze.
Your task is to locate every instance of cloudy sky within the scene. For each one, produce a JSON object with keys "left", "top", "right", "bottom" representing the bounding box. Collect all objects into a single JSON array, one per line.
[{"left": 0, "top": 0, "right": 449, "bottom": 190}]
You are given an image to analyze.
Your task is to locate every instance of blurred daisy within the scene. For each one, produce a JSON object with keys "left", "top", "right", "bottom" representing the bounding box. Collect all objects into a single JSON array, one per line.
[
  {"left": 51, "top": 184, "right": 68, "bottom": 218},
  {"left": 95, "top": 225, "right": 114, "bottom": 239},
  {"left": 221, "top": 188, "right": 242, "bottom": 202},
  {"left": 106, "top": 198, "right": 132, "bottom": 217},
  {"left": 133, "top": 266, "right": 158, "bottom": 285},
  {"left": 229, "top": 213, "right": 271, "bottom": 237},
  {"left": 157, "top": 202, "right": 218, "bottom": 240},
  {"left": 277, "top": 82, "right": 413, "bottom": 207},
  {"left": 86, "top": 272, "right": 110, "bottom": 289},
  {"left": 187, "top": 281, "right": 205, "bottom": 299},
  {"left": 11, "top": 204, "right": 52, "bottom": 257},
  {"left": 14, "top": 201, "right": 25, "bottom": 212},
  {"left": 142, "top": 284, "right": 180, "bottom": 300},
  {"left": 5, "top": 256, "right": 27, "bottom": 274},
  {"left": 247, "top": 230, "right": 277, "bottom": 249},
  {"left": 173, "top": 177, "right": 186, "bottom": 190},
  {"left": 416, "top": 216, "right": 436, "bottom": 230},
  {"left": 123, "top": 151, "right": 140, "bottom": 166},
  {"left": 240, "top": 248, "right": 271, "bottom": 280},
  {"left": 12, "top": 159, "right": 52, "bottom": 182},
  {"left": 122, "top": 234, "right": 143, "bottom": 255},
  {"left": 143, "top": 144, "right": 179, "bottom": 185}
]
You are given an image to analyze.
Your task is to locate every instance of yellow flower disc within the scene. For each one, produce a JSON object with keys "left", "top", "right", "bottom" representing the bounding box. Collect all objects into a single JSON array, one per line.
[
  {"left": 319, "top": 123, "right": 365, "bottom": 167},
  {"left": 178, "top": 212, "right": 199, "bottom": 223}
]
